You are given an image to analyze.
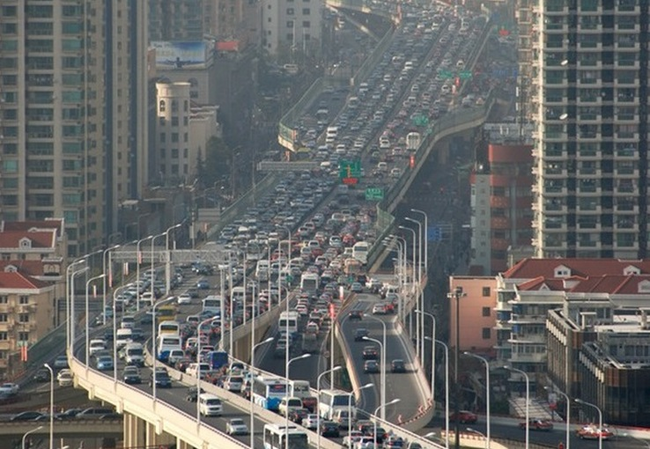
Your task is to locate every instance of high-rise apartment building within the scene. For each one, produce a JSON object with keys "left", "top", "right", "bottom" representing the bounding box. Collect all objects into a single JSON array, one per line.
[
  {"left": 0, "top": 1, "right": 148, "bottom": 257},
  {"left": 531, "top": 0, "right": 649, "bottom": 259},
  {"left": 261, "top": 0, "right": 322, "bottom": 56},
  {"left": 148, "top": 0, "right": 204, "bottom": 41}
]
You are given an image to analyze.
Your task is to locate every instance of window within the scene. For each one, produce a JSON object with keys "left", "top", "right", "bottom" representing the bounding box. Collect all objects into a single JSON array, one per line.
[
  {"left": 482, "top": 307, "right": 491, "bottom": 317},
  {"left": 287, "top": 8, "right": 294, "bottom": 15},
  {"left": 0, "top": 296, "right": 7, "bottom": 304},
  {"left": 482, "top": 287, "right": 491, "bottom": 297},
  {"left": 19, "top": 296, "right": 29, "bottom": 304},
  {"left": 482, "top": 328, "right": 491, "bottom": 339},
  {"left": 302, "top": 8, "right": 310, "bottom": 14},
  {"left": 171, "top": 117, "right": 179, "bottom": 127},
  {"left": 18, "top": 331, "right": 29, "bottom": 342},
  {"left": 0, "top": 314, "right": 6, "bottom": 322},
  {"left": 287, "top": 21, "right": 294, "bottom": 28},
  {"left": 18, "top": 313, "right": 29, "bottom": 323},
  {"left": 303, "top": 21, "right": 310, "bottom": 28},
  {"left": 0, "top": 332, "right": 6, "bottom": 341},
  {"left": 159, "top": 100, "right": 166, "bottom": 112}
]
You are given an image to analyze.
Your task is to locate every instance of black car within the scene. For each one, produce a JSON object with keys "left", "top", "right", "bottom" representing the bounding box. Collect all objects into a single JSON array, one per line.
[
  {"left": 149, "top": 368, "right": 172, "bottom": 388},
  {"left": 288, "top": 408, "right": 310, "bottom": 424},
  {"left": 364, "top": 360, "right": 380, "bottom": 374},
  {"left": 391, "top": 359, "right": 407, "bottom": 373},
  {"left": 33, "top": 368, "right": 51, "bottom": 382},
  {"left": 354, "top": 328, "right": 370, "bottom": 341},
  {"left": 362, "top": 346, "right": 378, "bottom": 360},
  {"left": 185, "top": 386, "right": 204, "bottom": 402},
  {"left": 11, "top": 411, "right": 45, "bottom": 421},
  {"left": 56, "top": 408, "right": 82, "bottom": 420},
  {"left": 320, "top": 421, "right": 340, "bottom": 438},
  {"left": 348, "top": 310, "right": 363, "bottom": 321}
]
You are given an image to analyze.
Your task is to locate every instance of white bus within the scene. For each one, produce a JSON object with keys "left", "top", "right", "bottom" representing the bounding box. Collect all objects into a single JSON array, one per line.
[
  {"left": 252, "top": 377, "right": 288, "bottom": 411},
  {"left": 278, "top": 311, "right": 300, "bottom": 337},
  {"left": 158, "top": 320, "right": 180, "bottom": 336},
  {"left": 352, "top": 241, "right": 370, "bottom": 265},
  {"left": 318, "top": 388, "right": 355, "bottom": 420},
  {"left": 256, "top": 260, "right": 270, "bottom": 281},
  {"left": 263, "top": 424, "right": 308, "bottom": 449},
  {"left": 202, "top": 296, "right": 223, "bottom": 317},
  {"left": 156, "top": 334, "right": 183, "bottom": 362},
  {"left": 300, "top": 272, "right": 319, "bottom": 294}
]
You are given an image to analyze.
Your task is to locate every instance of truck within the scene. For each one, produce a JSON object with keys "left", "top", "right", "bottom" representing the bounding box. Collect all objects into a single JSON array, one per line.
[{"left": 301, "top": 333, "right": 319, "bottom": 354}]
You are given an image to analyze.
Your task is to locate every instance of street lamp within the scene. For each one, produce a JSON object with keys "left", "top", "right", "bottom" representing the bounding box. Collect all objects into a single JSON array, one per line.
[
  {"left": 165, "top": 223, "right": 184, "bottom": 295},
  {"left": 575, "top": 398, "right": 603, "bottom": 449},
  {"left": 150, "top": 231, "right": 170, "bottom": 306},
  {"left": 349, "top": 383, "right": 374, "bottom": 440},
  {"left": 317, "top": 366, "right": 343, "bottom": 449},
  {"left": 505, "top": 366, "right": 530, "bottom": 449},
  {"left": 277, "top": 225, "right": 292, "bottom": 397},
  {"left": 398, "top": 225, "right": 419, "bottom": 345},
  {"left": 433, "top": 339, "right": 450, "bottom": 449},
  {"left": 196, "top": 315, "right": 219, "bottom": 425},
  {"left": 286, "top": 354, "right": 310, "bottom": 449},
  {"left": 85, "top": 274, "right": 106, "bottom": 368},
  {"left": 67, "top": 265, "right": 89, "bottom": 357},
  {"left": 112, "top": 285, "right": 130, "bottom": 381},
  {"left": 448, "top": 286, "right": 465, "bottom": 449},
  {"left": 464, "top": 352, "right": 490, "bottom": 449},
  {"left": 43, "top": 363, "right": 54, "bottom": 449},
  {"left": 250, "top": 336, "right": 274, "bottom": 448},
  {"left": 410, "top": 208, "right": 429, "bottom": 279},
  {"left": 102, "top": 244, "right": 120, "bottom": 325},
  {"left": 365, "top": 314, "right": 386, "bottom": 418},
  {"left": 136, "top": 235, "right": 153, "bottom": 310},
  {"left": 405, "top": 216, "right": 424, "bottom": 360},
  {"left": 545, "top": 386, "right": 570, "bottom": 449},
  {"left": 22, "top": 425, "right": 43, "bottom": 449},
  {"left": 152, "top": 296, "right": 176, "bottom": 401},
  {"left": 363, "top": 335, "right": 385, "bottom": 419},
  {"left": 416, "top": 310, "right": 436, "bottom": 401},
  {"left": 374, "top": 398, "right": 401, "bottom": 443}
]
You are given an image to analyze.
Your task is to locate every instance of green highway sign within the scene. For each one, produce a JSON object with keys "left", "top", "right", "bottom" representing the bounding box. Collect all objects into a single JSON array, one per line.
[
  {"left": 460, "top": 70, "right": 472, "bottom": 80},
  {"left": 412, "top": 114, "right": 429, "bottom": 127},
  {"left": 339, "top": 160, "right": 362, "bottom": 179},
  {"left": 365, "top": 187, "right": 384, "bottom": 201}
]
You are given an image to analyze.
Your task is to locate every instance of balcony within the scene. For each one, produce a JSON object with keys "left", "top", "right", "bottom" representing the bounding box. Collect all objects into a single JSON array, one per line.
[
  {"left": 577, "top": 221, "right": 601, "bottom": 231},
  {"left": 577, "top": 187, "right": 601, "bottom": 195},
  {"left": 576, "top": 168, "right": 601, "bottom": 178},
  {"left": 615, "top": 168, "right": 639, "bottom": 178},
  {"left": 510, "top": 352, "right": 546, "bottom": 364},
  {"left": 578, "top": 60, "right": 602, "bottom": 69},
  {"left": 544, "top": 186, "right": 567, "bottom": 196},
  {"left": 509, "top": 333, "right": 546, "bottom": 344},
  {"left": 615, "top": 78, "right": 639, "bottom": 88},
  {"left": 616, "top": 60, "right": 640, "bottom": 69},
  {"left": 509, "top": 314, "right": 547, "bottom": 324},
  {"left": 543, "top": 167, "right": 567, "bottom": 178},
  {"left": 577, "top": 240, "right": 601, "bottom": 249},
  {"left": 615, "top": 42, "right": 640, "bottom": 51},
  {"left": 577, "top": 204, "right": 601, "bottom": 213},
  {"left": 578, "top": 24, "right": 603, "bottom": 33},
  {"left": 615, "top": 24, "right": 640, "bottom": 33},
  {"left": 578, "top": 42, "right": 602, "bottom": 51}
]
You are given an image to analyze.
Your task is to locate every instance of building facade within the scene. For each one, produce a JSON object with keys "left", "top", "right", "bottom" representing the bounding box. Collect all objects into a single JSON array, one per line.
[
  {"left": 261, "top": 0, "right": 322, "bottom": 57},
  {"left": 531, "top": 0, "right": 649, "bottom": 259},
  {"left": 0, "top": 1, "right": 148, "bottom": 257}
]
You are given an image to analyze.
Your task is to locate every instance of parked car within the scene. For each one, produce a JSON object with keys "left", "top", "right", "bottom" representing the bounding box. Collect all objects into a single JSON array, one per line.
[
  {"left": 11, "top": 411, "right": 44, "bottom": 421},
  {"left": 450, "top": 410, "right": 478, "bottom": 424},
  {"left": 520, "top": 418, "right": 553, "bottom": 431}
]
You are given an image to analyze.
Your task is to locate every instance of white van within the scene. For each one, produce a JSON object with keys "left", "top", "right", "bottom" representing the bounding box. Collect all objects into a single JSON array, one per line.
[
  {"left": 89, "top": 339, "right": 106, "bottom": 356},
  {"left": 120, "top": 315, "right": 135, "bottom": 329},
  {"left": 115, "top": 328, "right": 133, "bottom": 349},
  {"left": 326, "top": 126, "right": 338, "bottom": 138},
  {"left": 124, "top": 342, "right": 144, "bottom": 366},
  {"left": 199, "top": 393, "right": 223, "bottom": 416}
]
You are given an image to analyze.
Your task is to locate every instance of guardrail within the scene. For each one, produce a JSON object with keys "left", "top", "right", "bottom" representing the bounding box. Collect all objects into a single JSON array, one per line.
[{"left": 0, "top": 419, "right": 122, "bottom": 436}]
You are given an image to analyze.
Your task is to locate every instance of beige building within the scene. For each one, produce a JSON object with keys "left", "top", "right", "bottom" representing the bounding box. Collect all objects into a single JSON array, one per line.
[
  {"left": 261, "top": 0, "right": 323, "bottom": 57},
  {"left": 0, "top": 1, "right": 148, "bottom": 257}
]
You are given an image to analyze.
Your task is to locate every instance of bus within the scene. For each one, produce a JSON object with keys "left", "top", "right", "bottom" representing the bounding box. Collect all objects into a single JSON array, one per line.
[
  {"left": 256, "top": 260, "right": 270, "bottom": 281},
  {"left": 230, "top": 286, "right": 245, "bottom": 304},
  {"left": 278, "top": 311, "right": 300, "bottom": 337},
  {"left": 158, "top": 320, "right": 180, "bottom": 336},
  {"left": 289, "top": 380, "right": 317, "bottom": 412},
  {"left": 263, "top": 424, "right": 308, "bottom": 449},
  {"left": 252, "top": 377, "right": 288, "bottom": 411},
  {"left": 156, "top": 334, "right": 183, "bottom": 362},
  {"left": 156, "top": 304, "right": 177, "bottom": 322},
  {"left": 318, "top": 389, "right": 355, "bottom": 420},
  {"left": 352, "top": 241, "right": 370, "bottom": 265},
  {"left": 205, "top": 350, "right": 229, "bottom": 370},
  {"left": 246, "top": 241, "right": 263, "bottom": 261},
  {"left": 202, "top": 296, "right": 223, "bottom": 317},
  {"left": 300, "top": 272, "right": 320, "bottom": 295}
]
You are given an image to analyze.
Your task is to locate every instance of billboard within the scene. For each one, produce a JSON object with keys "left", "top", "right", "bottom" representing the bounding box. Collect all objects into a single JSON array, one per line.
[
  {"left": 278, "top": 123, "right": 297, "bottom": 152},
  {"left": 150, "top": 41, "right": 211, "bottom": 69}
]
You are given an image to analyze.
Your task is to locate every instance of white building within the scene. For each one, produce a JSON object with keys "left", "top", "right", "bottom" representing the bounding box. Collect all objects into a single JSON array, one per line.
[{"left": 261, "top": 0, "right": 322, "bottom": 56}]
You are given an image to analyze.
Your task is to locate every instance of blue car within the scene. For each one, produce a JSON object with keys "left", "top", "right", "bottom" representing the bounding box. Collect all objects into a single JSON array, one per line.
[
  {"left": 95, "top": 355, "right": 114, "bottom": 371},
  {"left": 197, "top": 279, "right": 210, "bottom": 289}
]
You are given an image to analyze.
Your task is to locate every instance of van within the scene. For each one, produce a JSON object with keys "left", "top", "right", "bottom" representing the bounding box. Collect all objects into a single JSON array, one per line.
[
  {"left": 89, "top": 339, "right": 106, "bottom": 356},
  {"left": 199, "top": 393, "right": 223, "bottom": 416},
  {"left": 279, "top": 397, "right": 304, "bottom": 417},
  {"left": 115, "top": 328, "right": 133, "bottom": 349},
  {"left": 124, "top": 342, "right": 144, "bottom": 366},
  {"left": 120, "top": 315, "right": 135, "bottom": 329}
]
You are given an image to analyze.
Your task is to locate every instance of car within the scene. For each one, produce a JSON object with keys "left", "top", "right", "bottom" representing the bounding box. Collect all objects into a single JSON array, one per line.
[
  {"left": 520, "top": 418, "right": 554, "bottom": 431},
  {"left": 185, "top": 386, "right": 204, "bottom": 402},
  {"left": 10, "top": 411, "right": 45, "bottom": 421},
  {"left": 55, "top": 408, "right": 82, "bottom": 420},
  {"left": 177, "top": 293, "right": 192, "bottom": 305},
  {"left": 301, "top": 413, "right": 319, "bottom": 430},
  {"left": 187, "top": 288, "right": 200, "bottom": 298},
  {"left": 450, "top": 410, "right": 478, "bottom": 424},
  {"left": 33, "top": 368, "right": 51, "bottom": 382},
  {"left": 348, "top": 310, "right": 363, "bottom": 320},
  {"left": 95, "top": 355, "right": 114, "bottom": 371},
  {"left": 576, "top": 424, "right": 615, "bottom": 440},
  {"left": 149, "top": 367, "right": 172, "bottom": 388},
  {"left": 53, "top": 355, "right": 69, "bottom": 369},
  {"left": 288, "top": 408, "right": 310, "bottom": 425},
  {"left": 372, "top": 304, "right": 386, "bottom": 315},
  {"left": 223, "top": 376, "right": 244, "bottom": 392},
  {"left": 122, "top": 366, "right": 142, "bottom": 384},
  {"left": 354, "top": 328, "right": 370, "bottom": 341},
  {"left": 350, "top": 282, "right": 363, "bottom": 293},
  {"left": 197, "top": 279, "right": 210, "bottom": 289},
  {"left": 226, "top": 418, "right": 249, "bottom": 435},
  {"left": 0, "top": 382, "right": 19, "bottom": 396},
  {"left": 320, "top": 420, "right": 340, "bottom": 437},
  {"left": 343, "top": 430, "right": 364, "bottom": 448},
  {"left": 364, "top": 360, "right": 380, "bottom": 373},
  {"left": 362, "top": 346, "right": 378, "bottom": 360},
  {"left": 391, "top": 359, "right": 407, "bottom": 373},
  {"left": 354, "top": 436, "right": 375, "bottom": 449},
  {"left": 76, "top": 407, "right": 116, "bottom": 419},
  {"left": 57, "top": 369, "right": 74, "bottom": 387}
]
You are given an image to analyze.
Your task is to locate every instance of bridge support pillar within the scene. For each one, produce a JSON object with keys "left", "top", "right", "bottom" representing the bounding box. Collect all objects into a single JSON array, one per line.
[
  {"left": 233, "top": 331, "right": 252, "bottom": 363},
  {"left": 123, "top": 412, "right": 145, "bottom": 448},
  {"left": 145, "top": 421, "right": 176, "bottom": 446},
  {"left": 176, "top": 438, "right": 192, "bottom": 449}
]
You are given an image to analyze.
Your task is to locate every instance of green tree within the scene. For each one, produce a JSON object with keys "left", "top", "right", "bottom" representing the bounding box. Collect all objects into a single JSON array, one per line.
[{"left": 199, "top": 137, "right": 232, "bottom": 186}]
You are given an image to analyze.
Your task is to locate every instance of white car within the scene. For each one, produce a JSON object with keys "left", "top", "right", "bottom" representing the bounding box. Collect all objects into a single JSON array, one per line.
[
  {"left": 57, "top": 370, "right": 74, "bottom": 387},
  {"left": 0, "top": 382, "right": 19, "bottom": 395},
  {"left": 343, "top": 430, "right": 364, "bottom": 448},
  {"left": 226, "top": 418, "right": 249, "bottom": 435},
  {"left": 301, "top": 414, "right": 319, "bottom": 430},
  {"left": 177, "top": 293, "right": 192, "bottom": 305}
]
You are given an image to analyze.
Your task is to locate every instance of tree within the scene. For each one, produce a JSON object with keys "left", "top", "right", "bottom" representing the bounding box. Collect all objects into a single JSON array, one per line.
[{"left": 200, "top": 137, "right": 232, "bottom": 187}]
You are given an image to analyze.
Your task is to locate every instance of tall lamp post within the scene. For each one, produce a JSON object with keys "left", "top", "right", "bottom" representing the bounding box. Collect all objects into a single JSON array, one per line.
[
  {"left": 448, "top": 286, "right": 465, "bottom": 449},
  {"left": 365, "top": 315, "right": 387, "bottom": 420},
  {"left": 416, "top": 310, "right": 436, "bottom": 401},
  {"left": 250, "top": 337, "right": 274, "bottom": 448},
  {"left": 165, "top": 223, "right": 183, "bottom": 295},
  {"left": 68, "top": 266, "right": 89, "bottom": 357},
  {"left": 102, "top": 244, "right": 120, "bottom": 325},
  {"left": 43, "top": 363, "right": 54, "bottom": 449},
  {"left": 85, "top": 274, "right": 106, "bottom": 368},
  {"left": 363, "top": 336, "right": 385, "bottom": 419},
  {"left": 136, "top": 235, "right": 153, "bottom": 310},
  {"left": 152, "top": 296, "right": 176, "bottom": 401},
  {"left": 196, "top": 315, "right": 219, "bottom": 425},
  {"left": 374, "top": 399, "right": 401, "bottom": 443},
  {"left": 277, "top": 225, "right": 292, "bottom": 399},
  {"left": 317, "top": 365, "right": 342, "bottom": 449},
  {"left": 464, "top": 352, "right": 490, "bottom": 449},
  {"left": 398, "top": 225, "right": 419, "bottom": 344},
  {"left": 405, "top": 216, "right": 424, "bottom": 360},
  {"left": 545, "top": 386, "right": 570, "bottom": 449},
  {"left": 112, "top": 285, "right": 130, "bottom": 381},
  {"left": 505, "top": 366, "right": 530, "bottom": 449},
  {"left": 348, "top": 383, "right": 374, "bottom": 439},
  {"left": 434, "top": 339, "right": 450, "bottom": 449},
  {"left": 21, "top": 425, "right": 43, "bottom": 449},
  {"left": 286, "top": 354, "right": 310, "bottom": 449},
  {"left": 410, "top": 208, "right": 429, "bottom": 279},
  {"left": 575, "top": 398, "right": 603, "bottom": 449},
  {"left": 150, "top": 231, "right": 170, "bottom": 306}
]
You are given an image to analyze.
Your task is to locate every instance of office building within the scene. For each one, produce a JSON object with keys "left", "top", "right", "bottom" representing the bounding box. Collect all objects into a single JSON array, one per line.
[
  {"left": 261, "top": 0, "right": 322, "bottom": 56},
  {"left": 148, "top": 0, "right": 204, "bottom": 41},
  {"left": 531, "top": 0, "right": 649, "bottom": 259},
  {"left": 0, "top": 2, "right": 148, "bottom": 256}
]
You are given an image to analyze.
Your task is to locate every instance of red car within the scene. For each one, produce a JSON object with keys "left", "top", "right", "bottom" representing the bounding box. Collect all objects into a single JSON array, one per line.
[
  {"left": 576, "top": 425, "right": 615, "bottom": 440},
  {"left": 450, "top": 410, "right": 478, "bottom": 424},
  {"left": 520, "top": 418, "right": 554, "bottom": 431}
]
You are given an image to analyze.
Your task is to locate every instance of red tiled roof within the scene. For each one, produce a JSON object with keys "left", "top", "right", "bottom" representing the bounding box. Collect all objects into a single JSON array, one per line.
[
  {"left": 516, "top": 273, "right": 650, "bottom": 295},
  {"left": 0, "top": 230, "right": 56, "bottom": 249},
  {"left": 0, "top": 272, "right": 49, "bottom": 289},
  {"left": 503, "top": 258, "right": 650, "bottom": 279},
  {"left": 0, "top": 260, "right": 46, "bottom": 277},
  {"left": 1, "top": 219, "right": 63, "bottom": 233}
]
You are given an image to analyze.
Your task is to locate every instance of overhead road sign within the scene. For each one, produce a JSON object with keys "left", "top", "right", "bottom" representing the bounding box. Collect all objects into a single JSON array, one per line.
[{"left": 257, "top": 161, "right": 319, "bottom": 171}]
